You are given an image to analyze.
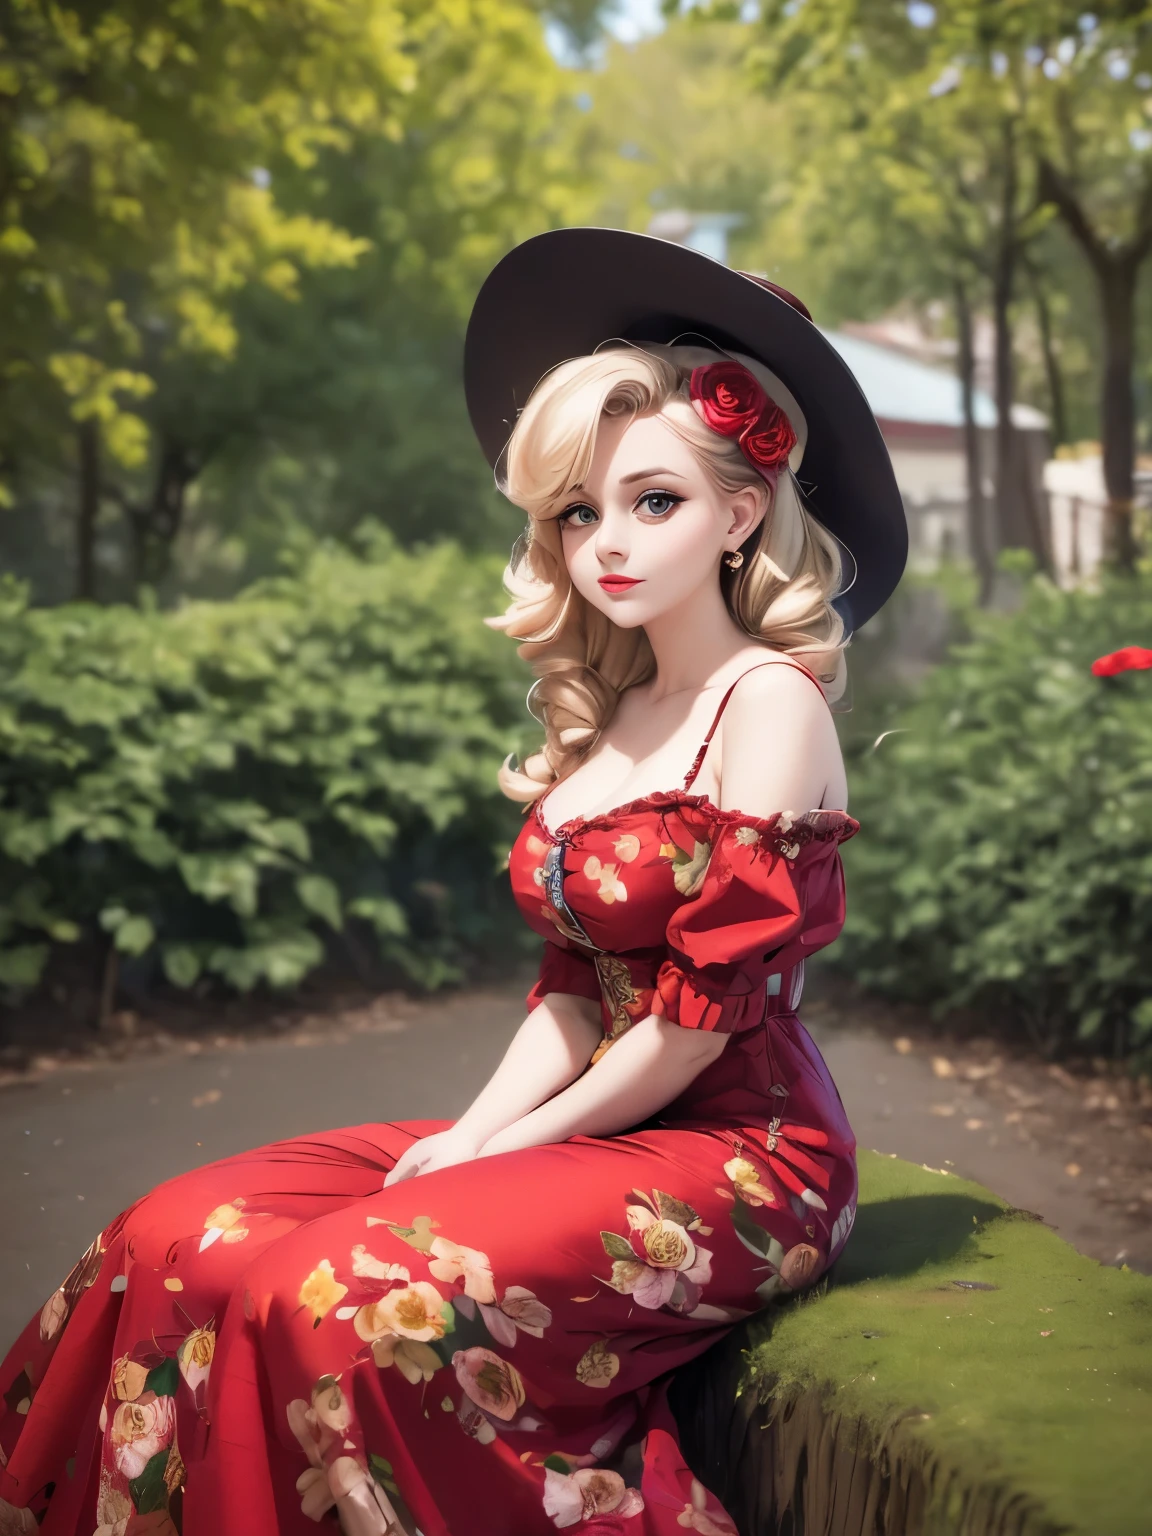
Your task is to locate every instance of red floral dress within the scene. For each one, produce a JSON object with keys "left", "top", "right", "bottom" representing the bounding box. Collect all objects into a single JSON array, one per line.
[{"left": 0, "top": 666, "right": 859, "bottom": 1536}]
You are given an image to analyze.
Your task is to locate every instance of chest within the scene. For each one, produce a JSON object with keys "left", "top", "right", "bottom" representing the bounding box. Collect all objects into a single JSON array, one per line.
[
  {"left": 533, "top": 698, "right": 724, "bottom": 833},
  {"left": 509, "top": 799, "right": 716, "bottom": 955}
]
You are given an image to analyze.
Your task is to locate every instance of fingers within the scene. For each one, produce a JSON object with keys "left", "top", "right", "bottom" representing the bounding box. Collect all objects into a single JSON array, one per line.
[
  {"left": 329, "top": 1456, "right": 402, "bottom": 1536},
  {"left": 296, "top": 1466, "right": 336, "bottom": 1522},
  {"left": 383, "top": 1156, "right": 424, "bottom": 1187},
  {"left": 286, "top": 1399, "right": 325, "bottom": 1469}
]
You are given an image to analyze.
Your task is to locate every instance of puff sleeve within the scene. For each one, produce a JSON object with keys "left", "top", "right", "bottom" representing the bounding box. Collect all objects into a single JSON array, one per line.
[
  {"left": 525, "top": 939, "right": 602, "bottom": 1015},
  {"left": 650, "top": 811, "right": 856, "bottom": 1034}
]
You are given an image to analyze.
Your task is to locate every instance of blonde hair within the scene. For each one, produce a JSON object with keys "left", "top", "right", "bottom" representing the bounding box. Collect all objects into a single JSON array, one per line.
[{"left": 486, "top": 343, "right": 846, "bottom": 803}]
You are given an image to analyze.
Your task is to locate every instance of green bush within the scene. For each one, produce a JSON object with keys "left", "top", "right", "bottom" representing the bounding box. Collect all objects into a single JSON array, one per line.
[
  {"left": 0, "top": 530, "right": 530, "bottom": 1002},
  {"left": 836, "top": 572, "right": 1152, "bottom": 1060}
]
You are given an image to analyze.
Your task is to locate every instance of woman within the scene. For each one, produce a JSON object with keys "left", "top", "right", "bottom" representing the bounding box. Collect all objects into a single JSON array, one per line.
[{"left": 0, "top": 229, "right": 905, "bottom": 1536}]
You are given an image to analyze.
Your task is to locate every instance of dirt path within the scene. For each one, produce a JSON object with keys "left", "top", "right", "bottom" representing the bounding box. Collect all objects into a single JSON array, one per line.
[{"left": 3, "top": 980, "right": 1150, "bottom": 1351}]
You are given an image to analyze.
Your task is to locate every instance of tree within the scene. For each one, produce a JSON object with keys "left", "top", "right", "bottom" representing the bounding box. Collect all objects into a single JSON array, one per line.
[
  {"left": 0, "top": 0, "right": 401, "bottom": 596},
  {"left": 0, "top": 0, "right": 588, "bottom": 600},
  {"left": 1028, "top": 8, "right": 1152, "bottom": 567},
  {"left": 733, "top": 0, "right": 1058, "bottom": 570}
]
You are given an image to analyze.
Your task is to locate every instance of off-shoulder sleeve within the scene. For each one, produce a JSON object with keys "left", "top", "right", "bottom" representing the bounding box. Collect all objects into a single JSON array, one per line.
[
  {"left": 650, "top": 811, "right": 856, "bottom": 1034},
  {"left": 525, "top": 939, "right": 602, "bottom": 1015}
]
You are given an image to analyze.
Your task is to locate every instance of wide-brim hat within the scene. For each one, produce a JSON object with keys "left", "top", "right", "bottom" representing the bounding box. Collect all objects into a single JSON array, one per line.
[{"left": 463, "top": 227, "right": 907, "bottom": 631}]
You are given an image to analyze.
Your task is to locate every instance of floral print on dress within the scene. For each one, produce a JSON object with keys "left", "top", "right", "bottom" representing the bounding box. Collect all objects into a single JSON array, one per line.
[
  {"left": 39, "top": 1228, "right": 106, "bottom": 1346},
  {"left": 282, "top": 1221, "right": 576, "bottom": 1529},
  {"left": 597, "top": 1188, "right": 714, "bottom": 1314},
  {"left": 287, "top": 1376, "right": 411, "bottom": 1535},
  {"left": 298, "top": 1258, "right": 348, "bottom": 1323},
  {"left": 668, "top": 838, "right": 712, "bottom": 898},
  {"left": 574, "top": 1339, "right": 620, "bottom": 1389},
  {"left": 718, "top": 1149, "right": 827, "bottom": 1303},
  {"left": 2, "top": 760, "right": 860, "bottom": 1536},
  {"left": 93, "top": 1337, "right": 191, "bottom": 1534},
  {"left": 612, "top": 833, "right": 641, "bottom": 863},
  {"left": 543, "top": 1465, "right": 645, "bottom": 1527},
  {"left": 722, "top": 1156, "right": 776, "bottom": 1207},
  {"left": 677, "top": 1476, "right": 739, "bottom": 1534},
  {"left": 583, "top": 854, "right": 628, "bottom": 904},
  {"left": 452, "top": 1346, "right": 526, "bottom": 1420}
]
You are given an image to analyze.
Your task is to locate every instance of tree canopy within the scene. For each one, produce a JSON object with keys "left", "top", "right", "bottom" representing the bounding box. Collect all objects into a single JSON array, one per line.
[{"left": 0, "top": 0, "right": 591, "bottom": 599}]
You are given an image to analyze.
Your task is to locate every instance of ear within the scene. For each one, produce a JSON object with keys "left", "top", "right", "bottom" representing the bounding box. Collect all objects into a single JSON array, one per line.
[{"left": 725, "top": 479, "right": 771, "bottom": 551}]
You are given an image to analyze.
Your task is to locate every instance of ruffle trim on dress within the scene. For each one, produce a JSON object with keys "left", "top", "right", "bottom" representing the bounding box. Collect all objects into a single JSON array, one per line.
[{"left": 534, "top": 787, "right": 859, "bottom": 848}]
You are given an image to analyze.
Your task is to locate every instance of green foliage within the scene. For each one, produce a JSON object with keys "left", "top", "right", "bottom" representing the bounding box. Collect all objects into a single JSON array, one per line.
[
  {"left": 0, "top": 0, "right": 590, "bottom": 599},
  {"left": 709, "top": 1152, "right": 1152, "bottom": 1536},
  {"left": 0, "top": 532, "right": 531, "bottom": 1000},
  {"left": 835, "top": 572, "right": 1152, "bottom": 1059}
]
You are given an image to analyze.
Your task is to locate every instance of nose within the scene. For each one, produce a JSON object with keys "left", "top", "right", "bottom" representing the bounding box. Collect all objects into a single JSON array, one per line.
[{"left": 593, "top": 507, "right": 630, "bottom": 565}]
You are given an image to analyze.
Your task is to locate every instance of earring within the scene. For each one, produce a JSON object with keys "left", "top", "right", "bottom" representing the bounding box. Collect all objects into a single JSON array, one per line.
[{"left": 724, "top": 551, "right": 744, "bottom": 569}]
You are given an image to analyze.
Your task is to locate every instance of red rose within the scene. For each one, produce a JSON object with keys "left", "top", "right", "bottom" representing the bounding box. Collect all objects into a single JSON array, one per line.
[
  {"left": 689, "top": 362, "right": 767, "bottom": 436},
  {"left": 1091, "top": 646, "right": 1152, "bottom": 678},
  {"left": 740, "top": 401, "right": 797, "bottom": 470}
]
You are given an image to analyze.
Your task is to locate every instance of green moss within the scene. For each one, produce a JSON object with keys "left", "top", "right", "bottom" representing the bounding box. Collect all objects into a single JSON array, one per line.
[{"left": 673, "top": 1152, "right": 1152, "bottom": 1535}]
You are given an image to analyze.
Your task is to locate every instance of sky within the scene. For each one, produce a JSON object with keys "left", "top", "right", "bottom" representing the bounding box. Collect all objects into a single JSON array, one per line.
[
  {"left": 605, "top": 0, "right": 666, "bottom": 42},
  {"left": 544, "top": 0, "right": 665, "bottom": 65}
]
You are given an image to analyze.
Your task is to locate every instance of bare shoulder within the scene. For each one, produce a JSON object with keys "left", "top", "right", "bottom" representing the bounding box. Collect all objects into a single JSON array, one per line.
[
  {"left": 725, "top": 658, "right": 831, "bottom": 711},
  {"left": 717, "top": 660, "right": 846, "bottom": 816}
]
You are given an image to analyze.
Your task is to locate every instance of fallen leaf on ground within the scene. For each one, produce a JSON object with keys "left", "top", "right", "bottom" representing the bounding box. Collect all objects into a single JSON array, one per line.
[
  {"left": 893, "top": 1037, "right": 913, "bottom": 1055},
  {"left": 192, "top": 1089, "right": 222, "bottom": 1108},
  {"left": 1065, "top": 1163, "right": 1081, "bottom": 1178},
  {"left": 931, "top": 1056, "right": 955, "bottom": 1079}
]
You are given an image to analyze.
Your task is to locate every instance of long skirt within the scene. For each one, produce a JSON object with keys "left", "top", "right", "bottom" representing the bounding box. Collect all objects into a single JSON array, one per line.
[{"left": 0, "top": 1032, "right": 856, "bottom": 1535}]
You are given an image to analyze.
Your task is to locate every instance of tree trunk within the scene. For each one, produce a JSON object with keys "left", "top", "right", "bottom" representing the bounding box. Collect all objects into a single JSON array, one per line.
[
  {"left": 954, "top": 276, "right": 994, "bottom": 601},
  {"left": 989, "top": 124, "right": 1026, "bottom": 559},
  {"left": 1026, "top": 259, "right": 1068, "bottom": 448},
  {"left": 1037, "top": 156, "right": 1148, "bottom": 571},
  {"left": 1099, "top": 261, "right": 1140, "bottom": 571},
  {"left": 127, "top": 442, "right": 197, "bottom": 589},
  {"left": 76, "top": 418, "right": 100, "bottom": 601}
]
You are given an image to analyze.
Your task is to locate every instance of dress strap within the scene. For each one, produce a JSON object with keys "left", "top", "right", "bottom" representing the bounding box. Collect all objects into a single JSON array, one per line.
[{"left": 681, "top": 658, "right": 826, "bottom": 791}]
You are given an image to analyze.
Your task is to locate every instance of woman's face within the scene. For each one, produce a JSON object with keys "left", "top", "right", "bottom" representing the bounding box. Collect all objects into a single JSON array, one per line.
[{"left": 553, "top": 407, "right": 767, "bottom": 629}]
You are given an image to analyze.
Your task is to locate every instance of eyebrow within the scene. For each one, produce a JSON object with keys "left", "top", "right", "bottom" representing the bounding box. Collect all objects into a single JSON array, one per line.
[{"left": 617, "top": 467, "right": 689, "bottom": 485}]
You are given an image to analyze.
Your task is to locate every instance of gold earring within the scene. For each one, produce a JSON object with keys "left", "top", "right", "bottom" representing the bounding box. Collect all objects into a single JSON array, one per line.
[{"left": 724, "top": 551, "right": 744, "bottom": 569}]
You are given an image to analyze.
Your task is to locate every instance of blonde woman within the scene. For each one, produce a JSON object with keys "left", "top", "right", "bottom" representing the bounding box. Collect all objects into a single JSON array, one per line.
[{"left": 0, "top": 230, "right": 905, "bottom": 1536}]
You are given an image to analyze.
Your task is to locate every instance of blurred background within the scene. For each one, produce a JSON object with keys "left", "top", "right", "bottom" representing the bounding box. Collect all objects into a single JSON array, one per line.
[{"left": 3, "top": 0, "right": 1152, "bottom": 1330}]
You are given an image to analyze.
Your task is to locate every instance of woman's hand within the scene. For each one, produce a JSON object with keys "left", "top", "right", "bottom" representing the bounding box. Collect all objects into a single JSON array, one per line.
[{"left": 382, "top": 1128, "right": 479, "bottom": 1188}]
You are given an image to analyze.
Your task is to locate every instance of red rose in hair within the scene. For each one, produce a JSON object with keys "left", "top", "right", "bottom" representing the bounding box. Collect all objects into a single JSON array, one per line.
[
  {"left": 690, "top": 362, "right": 767, "bottom": 435},
  {"left": 740, "top": 400, "right": 797, "bottom": 471},
  {"left": 1091, "top": 646, "right": 1152, "bottom": 678}
]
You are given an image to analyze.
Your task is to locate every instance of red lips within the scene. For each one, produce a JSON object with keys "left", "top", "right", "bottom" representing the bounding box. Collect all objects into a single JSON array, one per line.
[{"left": 598, "top": 575, "right": 643, "bottom": 594}]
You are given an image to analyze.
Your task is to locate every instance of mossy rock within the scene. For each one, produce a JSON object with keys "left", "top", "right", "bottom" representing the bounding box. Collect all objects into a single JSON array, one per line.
[{"left": 671, "top": 1150, "right": 1152, "bottom": 1536}]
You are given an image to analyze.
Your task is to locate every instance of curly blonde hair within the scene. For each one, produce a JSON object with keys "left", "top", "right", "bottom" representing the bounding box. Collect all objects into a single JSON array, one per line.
[{"left": 486, "top": 343, "right": 846, "bottom": 803}]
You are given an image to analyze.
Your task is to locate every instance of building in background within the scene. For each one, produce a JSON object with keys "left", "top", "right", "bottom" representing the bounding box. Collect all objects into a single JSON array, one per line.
[{"left": 824, "top": 328, "right": 1048, "bottom": 572}]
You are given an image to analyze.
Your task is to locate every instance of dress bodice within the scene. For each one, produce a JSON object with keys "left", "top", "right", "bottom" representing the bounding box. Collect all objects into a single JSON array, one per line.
[{"left": 506, "top": 661, "right": 859, "bottom": 1127}]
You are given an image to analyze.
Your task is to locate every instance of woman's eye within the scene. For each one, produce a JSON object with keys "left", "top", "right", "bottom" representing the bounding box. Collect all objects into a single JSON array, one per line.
[
  {"left": 559, "top": 504, "right": 598, "bottom": 527},
  {"left": 638, "top": 491, "right": 682, "bottom": 517}
]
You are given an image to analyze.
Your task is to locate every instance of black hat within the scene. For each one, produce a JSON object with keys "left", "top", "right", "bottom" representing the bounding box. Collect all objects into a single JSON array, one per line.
[{"left": 463, "top": 227, "right": 907, "bottom": 631}]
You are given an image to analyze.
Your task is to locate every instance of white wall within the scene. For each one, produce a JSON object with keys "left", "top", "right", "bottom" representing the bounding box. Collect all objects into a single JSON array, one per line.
[{"left": 1044, "top": 457, "right": 1107, "bottom": 587}]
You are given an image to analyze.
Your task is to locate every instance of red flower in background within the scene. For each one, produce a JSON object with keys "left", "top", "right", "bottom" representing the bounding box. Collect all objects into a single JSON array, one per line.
[{"left": 1091, "top": 647, "right": 1152, "bottom": 678}]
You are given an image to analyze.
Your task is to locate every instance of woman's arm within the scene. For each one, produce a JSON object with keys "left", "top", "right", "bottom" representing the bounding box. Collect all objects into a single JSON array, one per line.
[
  {"left": 476, "top": 1015, "right": 726, "bottom": 1157},
  {"left": 453, "top": 992, "right": 603, "bottom": 1147},
  {"left": 718, "top": 663, "right": 847, "bottom": 813},
  {"left": 382, "top": 991, "right": 602, "bottom": 1184}
]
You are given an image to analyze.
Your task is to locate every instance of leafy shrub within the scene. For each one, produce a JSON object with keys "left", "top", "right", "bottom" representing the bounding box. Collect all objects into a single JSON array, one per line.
[
  {"left": 0, "top": 530, "right": 531, "bottom": 1001},
  {"left": 835, "top": 572, "right": 1152, "bottom": 1060}
]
